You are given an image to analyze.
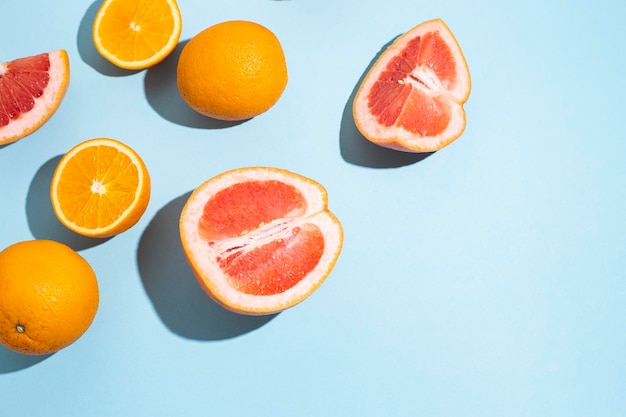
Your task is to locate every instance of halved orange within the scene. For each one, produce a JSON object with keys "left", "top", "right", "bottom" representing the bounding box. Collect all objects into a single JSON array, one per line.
[
  {"left": 92, "top": 0, "right": 182, "bottom": 70},
  {"left": 353, "top": 19, "right": 471, "bottom": 153},
  {"left": 179, "top": 167, "right": 344, "bottom": 315},
  {"left": 0, "top": 50, "right": 70, "bottom": 145},
  {"left": 50, "top": 138, "right": 151, "bottom": 238}
]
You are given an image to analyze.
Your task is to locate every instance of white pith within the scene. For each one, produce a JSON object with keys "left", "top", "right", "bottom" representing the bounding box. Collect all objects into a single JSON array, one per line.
[
  {"left": 212, "top": 216, "right": 298, "bottom": 260},
  {"left": 401, "top": 65, "right": 445, "bottom": 95},
  {"left": 91, "top": 180, "right": 106, "bottom": 195}
]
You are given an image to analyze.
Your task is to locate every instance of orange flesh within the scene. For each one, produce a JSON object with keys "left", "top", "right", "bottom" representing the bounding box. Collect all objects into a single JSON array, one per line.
[
  {"left": 96, "top": 0, "right": 178, "bottom": 62},
  {"left": 198, "top": 180, "right": 325, "bottom": 296},
  {"left": 55, "top": 145, "right": 140, "bottom": 229},
  {"left": 367, "top": 31, "right": 458, "bottom": 136},
  {"left": 0, "top": 53, "right": 50, "bottom": 127}
]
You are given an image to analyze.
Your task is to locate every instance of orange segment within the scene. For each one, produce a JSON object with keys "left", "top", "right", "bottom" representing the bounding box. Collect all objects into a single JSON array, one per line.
[
  {"left": 0, "top": 50, "right": 69, "bottom": 145},
  {"left": 92, "top": 0, "right": 182, "bottom": 70},
  {"left": 50, "top": 138, "right": 151, "bottom": 238},
  {"left": 180, "top": 167, "right": 343, "bottom": 315}
]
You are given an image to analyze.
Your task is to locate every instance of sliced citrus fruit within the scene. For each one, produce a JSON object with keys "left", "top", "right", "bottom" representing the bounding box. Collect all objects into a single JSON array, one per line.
[
  {"left": 180, "top": 167, "right": 344, "bottom": 315},
  {"left": 92, "top": 0, "right": 182, "bottom": 70},
  {"left": 50, "top": 138, "right": 151, "bottom": 238},
  {"left": 353, "top": 18, "right": 471, "bottom": 153},
  {"left": 0, "top": 49, "right": 70, "bottom": 145}
]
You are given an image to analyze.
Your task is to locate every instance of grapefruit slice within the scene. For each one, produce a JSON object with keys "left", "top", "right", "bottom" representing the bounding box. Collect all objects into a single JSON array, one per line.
[
  {"left": 179, "top": 167, "right": 344, "bottom": 315},
  {"left": 0, "top": 50, "right": 70, "bottom": 145},
  {"left": 353, "top": 19, "right": 471, "bottom": 153}
]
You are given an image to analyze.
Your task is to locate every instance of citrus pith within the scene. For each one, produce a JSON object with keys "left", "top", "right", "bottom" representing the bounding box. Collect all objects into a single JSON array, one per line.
[
  {"left": 180, "top": 167, "right": 343, "bottom": 315},
  {"left": 353, "top": 18, "right": 471, "bottom": 152},
  {"left": 0, "top": 49, "right": 70, "bottom": 145},
  {"left": 0, "top": 240, "right": 99, "bottom": 355}
]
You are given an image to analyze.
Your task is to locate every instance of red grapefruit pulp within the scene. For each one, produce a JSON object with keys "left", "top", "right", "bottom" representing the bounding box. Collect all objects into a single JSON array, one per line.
[
  {"left": 180, "top": 167, "right": 343, "bottom": 315},
  {"left": 0, "top": 50, "right": 70, "bottom": 145},
  {"left": 353, "top": 19, "right": 471, "bottom": 152}
]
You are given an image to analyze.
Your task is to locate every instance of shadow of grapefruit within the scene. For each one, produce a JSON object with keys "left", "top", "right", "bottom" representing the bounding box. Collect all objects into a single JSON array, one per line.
[{"left": 137, "top": 192, "right": 277, "bottom": 340}]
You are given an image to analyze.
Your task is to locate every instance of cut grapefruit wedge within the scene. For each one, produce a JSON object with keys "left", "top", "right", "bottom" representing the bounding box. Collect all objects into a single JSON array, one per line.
[
  {"left": 0, "top": 50, "right": 70, "bottom": 145},
  {"left": 180, "top": 167, "right": 344, "bottom": 315},
  {"left": 353, "top": 19, "right": 471, "bottom": 153}
]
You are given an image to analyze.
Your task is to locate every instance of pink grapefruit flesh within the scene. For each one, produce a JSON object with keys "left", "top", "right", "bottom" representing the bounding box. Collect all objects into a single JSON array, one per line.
[
  {"left": 353, "top": 19, "right": 471, "bottom": 153},
  {"left": 180, "top": 167, "right": 343, "bottom": 315},
  {"left": 199, "top": 180, "right": 324, "bottom": 296}
]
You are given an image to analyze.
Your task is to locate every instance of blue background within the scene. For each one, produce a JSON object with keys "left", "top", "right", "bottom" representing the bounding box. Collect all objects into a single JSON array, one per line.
[{"left": 1, "top": 1, "right": 625, "bottom": 416}]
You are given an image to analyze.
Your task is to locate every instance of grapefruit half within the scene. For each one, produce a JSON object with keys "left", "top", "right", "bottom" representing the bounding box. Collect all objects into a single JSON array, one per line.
[
  {"left": 0, "top": 50, "right": 70, "bottom": 145},
  {"left": 180, "top": 167, "right": 344, "bottom": 315},
  {"left": 353, "top": 19, "right": 471, "bottom": 153}
]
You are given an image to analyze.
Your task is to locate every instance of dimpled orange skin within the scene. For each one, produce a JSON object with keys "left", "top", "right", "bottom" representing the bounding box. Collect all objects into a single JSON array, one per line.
[
  {"left": 0, "top": 240, "right": 99, "bottom": 355},
  {"left": 176, "top": 20, "right": 288, "bottom": 121}
]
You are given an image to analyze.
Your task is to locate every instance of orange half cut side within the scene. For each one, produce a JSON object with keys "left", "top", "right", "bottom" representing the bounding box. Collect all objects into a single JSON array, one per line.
[
  {"left": 93, "top": 0, "right": 182, "bottom": 70},
  {"left": 50, "top": 138, "right": 151, "bottom": 238},
  {"left": 0, "top": 50, "right": 70, "bottom": 145}
]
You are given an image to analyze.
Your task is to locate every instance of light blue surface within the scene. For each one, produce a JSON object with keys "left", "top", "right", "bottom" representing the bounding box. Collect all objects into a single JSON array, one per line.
[{"left": 1, "top": 0, "right": 625, "bottom": 416}]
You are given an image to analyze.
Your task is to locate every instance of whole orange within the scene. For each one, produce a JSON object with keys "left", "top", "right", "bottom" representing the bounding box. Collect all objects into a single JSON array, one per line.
[
  {"left": 0, "top": 240, "right": 99, "bottom": 355},
  {"left": 177, "top": 20, "right": 288, "bottom": 121}
]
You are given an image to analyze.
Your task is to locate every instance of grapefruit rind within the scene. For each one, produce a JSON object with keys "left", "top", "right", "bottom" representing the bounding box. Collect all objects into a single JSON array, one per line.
[
  {"left": 0, "top": 50, "right": 70, "bottom": 145},
  {"left": 180, "top": 167, "right": 344, "bottom": 315},
  {"left": 50, "top": 138, "right": 151, "bottom": 238},
  {"left": 353, "top": 19, "right": 471, "bottom": 153}
]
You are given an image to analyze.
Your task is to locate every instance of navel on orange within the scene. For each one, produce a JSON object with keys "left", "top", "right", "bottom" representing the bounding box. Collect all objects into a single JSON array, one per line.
[
  {"left": 92, "top": 0, "right": 182, "bottom": 70},
  {"left": 177, "top": 20, "right": 288, "bottom": 121},
  {"left": 0, "top": 240, "right": 99, "bottom": 355},
  {"left": 50, "top": 138, "right": 151, "bottom": 238},
  {"left": 0, "top": 49, "right": 69, "bottom": 145},
  {"left": 353, "top": 19, "right": 471, "bottom": 153},
  {"left": 180, "top": 167, "right": 343, "bottom": 315}
]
